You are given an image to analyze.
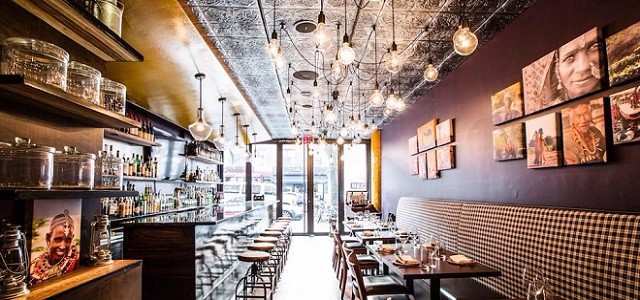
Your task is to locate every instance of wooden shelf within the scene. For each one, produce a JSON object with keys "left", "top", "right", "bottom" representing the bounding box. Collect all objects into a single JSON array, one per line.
[
  {"left": 27, "top": 260, "right": 142, "bottom": 300},
  {"left": 0, "top": 75, "right": 140, "bottom": 128},
  {"left": 179, "top": 154, "right": 223, "bottom": 165},
  {"left": 110, "top": 204, "right": 215, "bottom": 223},
  {"left": 11, "top": 0, "right": 143, "bottom": 62},
  {"left": 122, "top": 176, "right": 220, "bottom": 185},
  {"left": 0, "top": 189, "right": 138, "bottom": 200},
  {"left": 104, "top": 128, "right": 162, "bottom": 147}
]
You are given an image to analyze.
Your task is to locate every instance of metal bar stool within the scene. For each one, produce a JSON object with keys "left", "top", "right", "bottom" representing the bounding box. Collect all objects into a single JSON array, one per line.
[
  {"left": 254, "top": 236, "right": 282, "bottom": 287},
  {"left": 258, "top": 233, "right": 286, "bottom": 276},
  {"left": 235, "top": 251, "right": 272, "bottom": 300},
  {"left": 247, "top": 242, "right": 278, "bottom": 292}
]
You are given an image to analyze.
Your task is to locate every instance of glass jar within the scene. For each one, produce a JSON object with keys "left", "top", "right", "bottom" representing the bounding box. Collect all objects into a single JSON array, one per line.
[
  {"left": 1, "top": 37, "right": 69, "bottom": 90},
  {"left": 52, "top": 146, "right": 96, "bottom": 189},
  {"left": 0, "top": 137, "right": 55, "bottom": 189},
  {"left": 94, "top": 154, "right": 123, "bottom": 190},
  {"left": 87, "top": 0, "right": 124, "bottom": 36},
  {"left": 67, "top": 61, "right": 101, "bottom": 105},
  {"left": 99, "top": 78, "right": 126, "bottom": 115}
]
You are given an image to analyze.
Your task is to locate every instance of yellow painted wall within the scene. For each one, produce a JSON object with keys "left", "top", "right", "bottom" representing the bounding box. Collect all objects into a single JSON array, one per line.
[{"left": 371, "top": 129, "right": 381, "bottom": 212}]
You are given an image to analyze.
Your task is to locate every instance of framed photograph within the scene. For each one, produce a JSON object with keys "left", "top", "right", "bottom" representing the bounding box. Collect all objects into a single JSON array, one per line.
[
  {"left": 607, "top": 21, "right": 640, "bottom": 86},
  {"left": 426, "top": 150, "right": 439, "bottom": 179},
  {"left": 436, "top": 146, "right": 455, "bottom": 170},
  {"left": 436, "top": 119, "right": 454, "bottom": 146},
  {"left": 408, "top": 135, "right": 418, "bottom": 155},
  {"left": 610, "top": 85, "right": 640, "bottom": 144},
  {"left": 28, "top": 199, "right": 82, "bottom": 285},
  {"left": 491, "top": 82, "right": 523, "bottom": 124},
  {"left": 410, "top": 155, "right": 419, "bottom": 176},
  {"left": 561, "top": 98, "right": 607, "bottom": 165},
  {"left": 346, "top": 191, "right": 368, "bottom": 207},
  {"left": 492, "top": 123, "right": 525, "bottom": 161},
  {"left": 523, "top": 28, "right": 604, "bottom": 114},
  {"left": 417, "top": 119, "right": 438, "bottom": 152},
  {"left": 525, "top": 113, "right": 562, "bottom": 168},
  {"left": 418, "top": 153, "right": 427, "bottom": 179}
]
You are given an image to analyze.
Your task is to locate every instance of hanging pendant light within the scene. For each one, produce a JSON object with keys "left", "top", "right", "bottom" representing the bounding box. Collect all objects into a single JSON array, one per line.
[
  {"left": 370, "top": 119, "right": 378, "bottom": 131},
  {"left": 325, "top": 105, "right": 337, "bottom": 124},
  {"left": 266, "top": 1, "right": 281, "bottom": 59},
  {"left": 313, "top": 0, "right": 330, "bottom": 49},
  {"left": 369, "top": 25, "right": 385, "bottom": 108},
  {"left": 336, "top": 135, "right": 344, "bottom": 145},
  {"left": 386, "top": 87, "right": 398, "bottom": 110},
  {"left": 385, "top": 0, "right": 403, "bottom": 73},
  {"left": 213, "top": 97, "right": 226, "bottom": 146},
  {"left": 423, "top": 57, "right": 439, "bottom": 82},
  {"left": 453, "top": 0, "right": 478, "bottom": 56},
  {"left": 337, "top": 0, "right": 355, "bottom": 65},
  {"left": 189, "top": 73, "right": 213, "bottom": 141}
]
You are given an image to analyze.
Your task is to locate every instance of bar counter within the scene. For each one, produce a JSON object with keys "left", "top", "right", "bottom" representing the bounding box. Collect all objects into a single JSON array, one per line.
[{"left": 121, "top": 200, "right": 277, "bottom": 300}]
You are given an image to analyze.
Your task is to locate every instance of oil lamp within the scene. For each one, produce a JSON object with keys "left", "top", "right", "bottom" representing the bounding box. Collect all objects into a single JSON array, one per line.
[
  {"left": 0, "top": 224, "right": 29, "bottom": 299},
  {"left": 89, "top": 215, "right": 113, "bottom": 266}
]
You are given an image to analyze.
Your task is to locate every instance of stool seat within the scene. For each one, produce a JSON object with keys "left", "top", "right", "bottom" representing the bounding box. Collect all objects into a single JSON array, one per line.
[
  {"left": 255, "top": 236, "right": 279, "bottom": 244},
  {"left": 277, "top": 217, "right": 292, "bottom": 221},
  {"left": 261, "top": 231, "right": 282, "bottom": 237},
  {"left": 238, "top": 251, "right": 271, "bottom": 263},
  {"left": 247, "top": 242, "right": 276, "bottom": 251},
  {"left": 266, "top": 227, "right": 285, "bottom": 232}
]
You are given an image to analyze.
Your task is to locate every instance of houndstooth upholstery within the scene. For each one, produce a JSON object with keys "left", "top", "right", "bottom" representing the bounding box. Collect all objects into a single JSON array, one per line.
[
  {"left": 396, "top": 197, "right": 463, "bottom": 252},
  {"left": 395, "top": 198, "right": 640, "bottom": 300}
]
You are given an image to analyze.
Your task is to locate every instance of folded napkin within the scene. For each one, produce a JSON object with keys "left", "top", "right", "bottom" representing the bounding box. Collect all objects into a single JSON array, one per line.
[
  {"left": 398, "top": 255, "right": 419, "bottom": 264},
  {"left": 363, "top": 230, "right": 374, "bottom": 236},
  {"left": 351, "top": 223, "right": 362, "bottom": 228},
  {"left": 377, "top": 244, "right": 396, "bottom": 252},
  {"left": 449, "top": 254, "right": 473, "bottom": 264}
]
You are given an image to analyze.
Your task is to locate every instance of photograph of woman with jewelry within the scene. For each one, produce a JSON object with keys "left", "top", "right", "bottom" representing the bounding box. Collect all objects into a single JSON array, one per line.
[{"left": 561, "top": 98, "right": 607, "bottom": 165}]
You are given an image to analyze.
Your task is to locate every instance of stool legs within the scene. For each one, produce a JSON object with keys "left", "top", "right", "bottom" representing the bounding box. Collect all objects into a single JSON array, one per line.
[{"left": 235, "top": 262, "right": 271, "bottom": 300}]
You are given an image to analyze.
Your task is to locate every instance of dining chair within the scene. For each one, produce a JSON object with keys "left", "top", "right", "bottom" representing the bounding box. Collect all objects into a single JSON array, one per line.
[{"left": 346, "top": 251, "right": 410, "bottom": 300}]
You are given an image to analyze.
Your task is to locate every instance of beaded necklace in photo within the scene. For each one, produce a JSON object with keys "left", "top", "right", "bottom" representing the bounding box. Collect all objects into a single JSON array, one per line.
[{"left": 571, "top": 127, "right": 602, "bottom": 163}]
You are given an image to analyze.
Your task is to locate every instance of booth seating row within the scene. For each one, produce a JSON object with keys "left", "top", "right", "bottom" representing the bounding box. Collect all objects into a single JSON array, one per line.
[{"left": 394, "top": 197, "right": 640, "bottom": 300}]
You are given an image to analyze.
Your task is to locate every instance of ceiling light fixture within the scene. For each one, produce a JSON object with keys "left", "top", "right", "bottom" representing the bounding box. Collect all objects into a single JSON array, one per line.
[
  {"left": 188, "top": 72, "right": 213, "bottom": 141},
  {"left": 213, "top": 96, "right": 226, "bottom": 146},
  {"left": 385, "top": 0, "right": 404, "bottom": 74},
  {"left": 266, "top": 0, "right": 281, "bottom": 59},
  {"left": 369, "top": 24, "right": 384, "bottom": 108},
  {"left": 337, "top": 0, "right": 355, "bottom": 65},
  {"left": 233, "top": 113, "right": 242, "bottom": 150},
  {"left": 453, "top": 0, "right": 478, "bottom": 56},
  {"left": 313, "top": 0, "right": 330, "bottom": 49}
]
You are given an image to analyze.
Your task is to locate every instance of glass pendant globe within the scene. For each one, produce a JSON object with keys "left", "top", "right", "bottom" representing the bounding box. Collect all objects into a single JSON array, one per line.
[
  {"left": 340, "top": 125, "right": 349, "bottom": 138},
  {"left": 326, "top": 110, "right": 338, "bottom": 124},
  {"left": 189, "top": 118, "right": 212, "bottom": 141},
  {"left": 453, "top": 25, "right": 478, "bottom": 56},
  {"left": 336, "top": 136, "right": 344, "bottom": 145},
  {"left": 338, "top": 42, "right": 356, "bottom": 65},
  {"left": 266, "top": 38, "right": 280, "bottom": 59},
  {"left": 314, "top": 22, "right": 330, "bottom": 49},
  {"left": 395, "top": 99, "right": 406, "bottom": 111},
  {"left": 386, "top": 94, "right": 399, "bottom": 110},
  {"left": 423, "top": 64, "right": 439, "bottom": 82},
  {"left": 383, "top": 107, "right": 393, "bottom": 116},
  {"left": 385, "top": 50, "right": 403, "bottom": 73},
  {"left": 332, "top": 60, "right": 345, "bottom": 81},
  {"left": 369, "top": 89, "right": 385, "bottom": 107}
]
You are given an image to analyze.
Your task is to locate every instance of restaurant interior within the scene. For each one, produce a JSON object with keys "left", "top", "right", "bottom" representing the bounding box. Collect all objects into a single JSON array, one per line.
[{"left": 0, "top": 0, "right": 638, "bottom": 299}]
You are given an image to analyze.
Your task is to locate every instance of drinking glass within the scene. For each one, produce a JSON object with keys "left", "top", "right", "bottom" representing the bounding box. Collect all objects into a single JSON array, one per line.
[
  {"left": 522, "top": 268, "right": 555, "bottom": 300},
  {"left": 428, "top": 246, "right": 439, "bottom": 269},
  {"left": 409, "top": 226, "right": 419, "bottom": 248},
  {"left": 397, "top": 232, "right": 409, "bottom": 253}
]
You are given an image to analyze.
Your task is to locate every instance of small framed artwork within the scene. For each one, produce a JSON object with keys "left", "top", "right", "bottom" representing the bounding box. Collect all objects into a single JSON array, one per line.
[
  {"left": 436, "top": 146, "right": 455, "bottom": 170},
  {"left": 417, "top": 119, "right": 438, "bottom": 152},
  {"left": 610, "top": 85, "right": 640, "bottom": 144},
  {"left": 408, "top": 135, "right": 418, "bottom": 155},
  {"left": 523, "top": 28, "right": 604, "bottom": 114},
  {"left": 561, "top": 98, "right": 607, "bottom": 165},
  {"left": 346, "top": 191, "right": 369, "bottom": 207},
  {"left": 436, "top": 119, "right": 454, "bottom": 146},
  {"left": 607, "top": 21, "right": 640, "bottom": 86},
  {"left": 410, "top": 155, "right": 419, "bottom": 176},
  {"left": 491, "top": 82, "right": 523, "bottom": 124},
  {"left": 418, "top": 153, "right": 427, "bottom": 179},
  {"left": 525, "top": 113, "right": 562, "bottom": 168},
  {"left": 426, "top": 150, "right": 439, "bottom": 179},
  {"left": 492, "top": 123, "right": 525, "bottom": 161},
  {"left": 28, "top": 199, "right": 82, "bottom": 285}
]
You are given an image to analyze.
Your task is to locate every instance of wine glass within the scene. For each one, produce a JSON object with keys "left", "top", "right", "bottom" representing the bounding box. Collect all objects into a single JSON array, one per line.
[
  {"left": 397, "top": 230, "right": 409, "bottom": 253},
  {"left": 522, "top": 268, "right": 555, "bottom": 300},
  {"left": 409, "top": 226, "right": 420, "bottom": 248}
]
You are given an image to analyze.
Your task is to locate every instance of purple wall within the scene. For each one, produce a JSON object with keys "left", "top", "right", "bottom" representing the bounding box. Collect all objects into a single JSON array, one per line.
[{"left": 381, "top": 0, "right": 640, "bottom": 215}]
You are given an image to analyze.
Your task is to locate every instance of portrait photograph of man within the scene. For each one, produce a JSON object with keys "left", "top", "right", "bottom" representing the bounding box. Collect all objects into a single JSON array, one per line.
[{"left": 561, "top": 98, "right": 607, "bottom": 165}]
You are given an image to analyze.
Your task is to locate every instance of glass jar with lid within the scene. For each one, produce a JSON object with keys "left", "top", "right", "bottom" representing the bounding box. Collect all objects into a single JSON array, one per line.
[
  {"left": 0, "top": 137, "right": 55, "bottom": 189},
  {"left": 99, "top": 77, "right": 126, "bottom": 115},
  {"left": 1, "top": 37, "right": 69, "bottom": 90},
  {"left": 67, "top": 61, "right": 102, "bottom": 105},
  {"left": 52, "top": 146, "right": 96, "bottom": 189},
  {"left": 94, "top": 152, "right": 123, "bottom": 190}
]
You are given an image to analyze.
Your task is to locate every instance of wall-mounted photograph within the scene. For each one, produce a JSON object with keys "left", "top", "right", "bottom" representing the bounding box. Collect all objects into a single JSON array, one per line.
[
  {"left": 491, "top": 82, "right": 523, "bottom": 124},
  {"left": 410, "top": 154, "right": 419, "bottom": 176},
  {"left": 523, "top": 28, "right": 604, "bottom": 114},
  {"left": 426, "top": 150, "right": 439, "bottom": 179},
  {"left": 607, "top": 21, "right": 640, "bottom": 86},
  {"left": 408, "top": 135, "right": 418, "bottom": 155},
  {"left": 29, "top": 199, "right": 82, "bottom": 286},
  {"left": 561, "top": 98, "right": 607, "bottom": 165},
  {"left": 436, "top": 146, "right": 455, "bottom": 170},
  {"left": 492, "top": 123, "right": 525, "bottom": 161},
  {"left": 418, "top": 153, "right": 427, "bottom": 179},
  {"left": 417, "top": 119, "right": 437, "bottom": 152},
  {"left": 609, "top": 85, "right": 640, "bottom": 144},
  {"left": 525, "top": 113, "right": 562, "bottom": 168},
  {"left": 436, "top": 119, "right": 454, "bottom": 146}
]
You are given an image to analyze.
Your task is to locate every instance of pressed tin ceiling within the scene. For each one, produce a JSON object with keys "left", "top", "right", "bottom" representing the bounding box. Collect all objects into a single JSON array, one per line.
[{"left": 184, "top": 0, "right": 537, "bottom": 139}]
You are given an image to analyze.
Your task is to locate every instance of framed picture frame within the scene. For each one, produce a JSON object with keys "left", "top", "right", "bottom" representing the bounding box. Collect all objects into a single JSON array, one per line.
[
  {"left": 491, "top": 82, "right": 523, "bottom": 124},
  {"left": 418, "top": 153, "right": 427, "bottom": 179},
  {"left": 561, "top": 98, "right": 607, "bottom": 165},
  {"left": 607, "top": 21, "right": 640, "bottom": 86},
  {"left": 410, "top": 155, "right": 419, "bottom": 176},
  {"left": 492, "top": 123, "right": 525, "bottom": 161},
  {"left": 346, "top": 191, "right": 369, "bottom": 207},
  {"left": 408, "top": 135, "right": 418, "bottom": 155},
  {"left": 525, "top": 113, "right": 562, "bottom": 168},
  {"left": 609, "top": 85, "right": 640, "bottom": 145},
  {"left": 426, "top": 150, "right": 439, "bottom": 179},
  {"left": 436, "top": 145, "right": 455, "bottom": 170},
  {"left": 417, "top": 119, "right": 437, "bottom": 152},
  {"left": 436, "top": 119, "right": 454, "bottom": 146}
]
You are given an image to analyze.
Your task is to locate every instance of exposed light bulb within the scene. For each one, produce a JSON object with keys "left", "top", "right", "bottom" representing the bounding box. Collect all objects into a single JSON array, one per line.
[
  {"left": 310, "top": 124, "right": 318, "bottom": 135},
  {"left": 336, "top": 136, "right": 344, "bottom": 145},
  {"left": 338, "top": 42, "right": 356, "bottom": 66},
  {"left": 369, "top": 89, "right": 385, "bottom": 107},
  {"left": 423, "top": 64, "right": 439, "bottom": 82},
  {"left": 453, "top": 22, "right": 478, "bottom": 56},
  {"left": 312, "top": 81, "right": 321, "bottom": 100},
  {"left": 383, "top": 107, "right": 393, "bottom": 116},
  {"left": 353, "top": 135, "right": 362, "bottom": 144},
  {"left": 284, "top": 88, "right": 292, "bottom": 105},
  {"left": 325, "top": 109, "right": 338, "bottom": 124},
  {"left": 314, "top": 21, "right": 330, "bottom": 49},
  {"left": 395, "top": 98, "right": 406, "bottom": 111},
  {"left": 386, "top": 93, "right": 399, "bottom": 110},
  {"left": 385, "top": 49, "right": 403, "bottom": 73},
  {"left": 308, "top": 149, "right": 314, "bottom": 156},
  {"left": 295, "top": 137, "right": 301, "bottom": 145},
  {"left": 370, "top": 121, "right": 378, "bottom": 131},
  {"left": 266, "top": 37, "right": 280, "bottom": 59},
  {"left": 340, "top": 125, "right": 349, "bottom": 137},
  {"left": 332, "top": 61, "right": 345, "bottom": 81}
]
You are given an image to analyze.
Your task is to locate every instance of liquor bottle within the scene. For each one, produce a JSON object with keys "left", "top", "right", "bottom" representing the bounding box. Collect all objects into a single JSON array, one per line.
[
  {"left": 152, "top": 157, "right": 158, "bottom": 178},
  {"left": 135, "top": 154, "right": 141, "bottom": 177}
]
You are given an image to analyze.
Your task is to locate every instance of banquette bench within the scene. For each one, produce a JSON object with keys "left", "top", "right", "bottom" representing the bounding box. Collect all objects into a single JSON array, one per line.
[{"left": 394, "top": 197, "right": 640, "bottom": 300}]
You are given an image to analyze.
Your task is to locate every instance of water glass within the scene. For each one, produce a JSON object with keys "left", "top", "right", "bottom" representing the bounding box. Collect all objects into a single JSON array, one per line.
[{"left": 428, "top": 247, "right": 439, "bottom": 269}]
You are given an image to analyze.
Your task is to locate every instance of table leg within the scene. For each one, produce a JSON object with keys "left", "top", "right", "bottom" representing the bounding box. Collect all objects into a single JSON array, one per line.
[
  {"left": 406, "top": 279, "right": 414, "bottom": 295},
  {"left": 430, "top": 278, "right": 440, "bottom": 300}
]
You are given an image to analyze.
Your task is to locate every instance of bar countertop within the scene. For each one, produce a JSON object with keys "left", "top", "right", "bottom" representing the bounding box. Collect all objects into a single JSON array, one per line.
[{"left": 119, "top": 200, "right": 278, "bottom": 226}]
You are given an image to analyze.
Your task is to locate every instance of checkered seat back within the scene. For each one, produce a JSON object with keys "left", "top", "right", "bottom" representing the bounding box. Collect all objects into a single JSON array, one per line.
[
  {"left": 457, "top": 203, "right": 640, "bottom": 300},
  {"left": 396, "top": 197, "right": 463, "bottom": 252}
]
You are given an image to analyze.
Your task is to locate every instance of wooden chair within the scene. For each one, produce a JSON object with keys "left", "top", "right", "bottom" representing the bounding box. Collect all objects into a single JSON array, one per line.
[{"left": 346, "top": 251, "right": 410, "bottom": 300}]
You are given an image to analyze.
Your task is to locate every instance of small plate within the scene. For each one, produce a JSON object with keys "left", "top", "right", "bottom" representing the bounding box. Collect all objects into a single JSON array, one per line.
[{"left": 392, "top": 260, "right": 420, "bottom": 267}]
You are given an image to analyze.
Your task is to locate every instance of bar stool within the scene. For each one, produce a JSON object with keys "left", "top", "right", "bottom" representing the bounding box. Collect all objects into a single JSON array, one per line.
[
  {"left": 254, "top": 236, "right": 282, "bottom": 286},
  {"left": 235, "top": 251, "right": 272, "bottom": 300}
]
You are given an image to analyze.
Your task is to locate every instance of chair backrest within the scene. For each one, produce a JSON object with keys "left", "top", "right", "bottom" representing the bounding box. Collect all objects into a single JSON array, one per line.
[{"left": 345, "top": 249, "right": 366, "bottom": 299}]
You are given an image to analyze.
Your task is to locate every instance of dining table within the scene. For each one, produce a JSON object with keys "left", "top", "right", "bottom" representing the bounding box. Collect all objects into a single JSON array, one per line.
[
  {"left": 342, "top": 220, "right": 379, "bottom": 232},
  {"left": 354, "top": 230, "right": 398, "bottom": 244},
  {"left": 365, "top": 244, "right": 501, "bottom": 300}
]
